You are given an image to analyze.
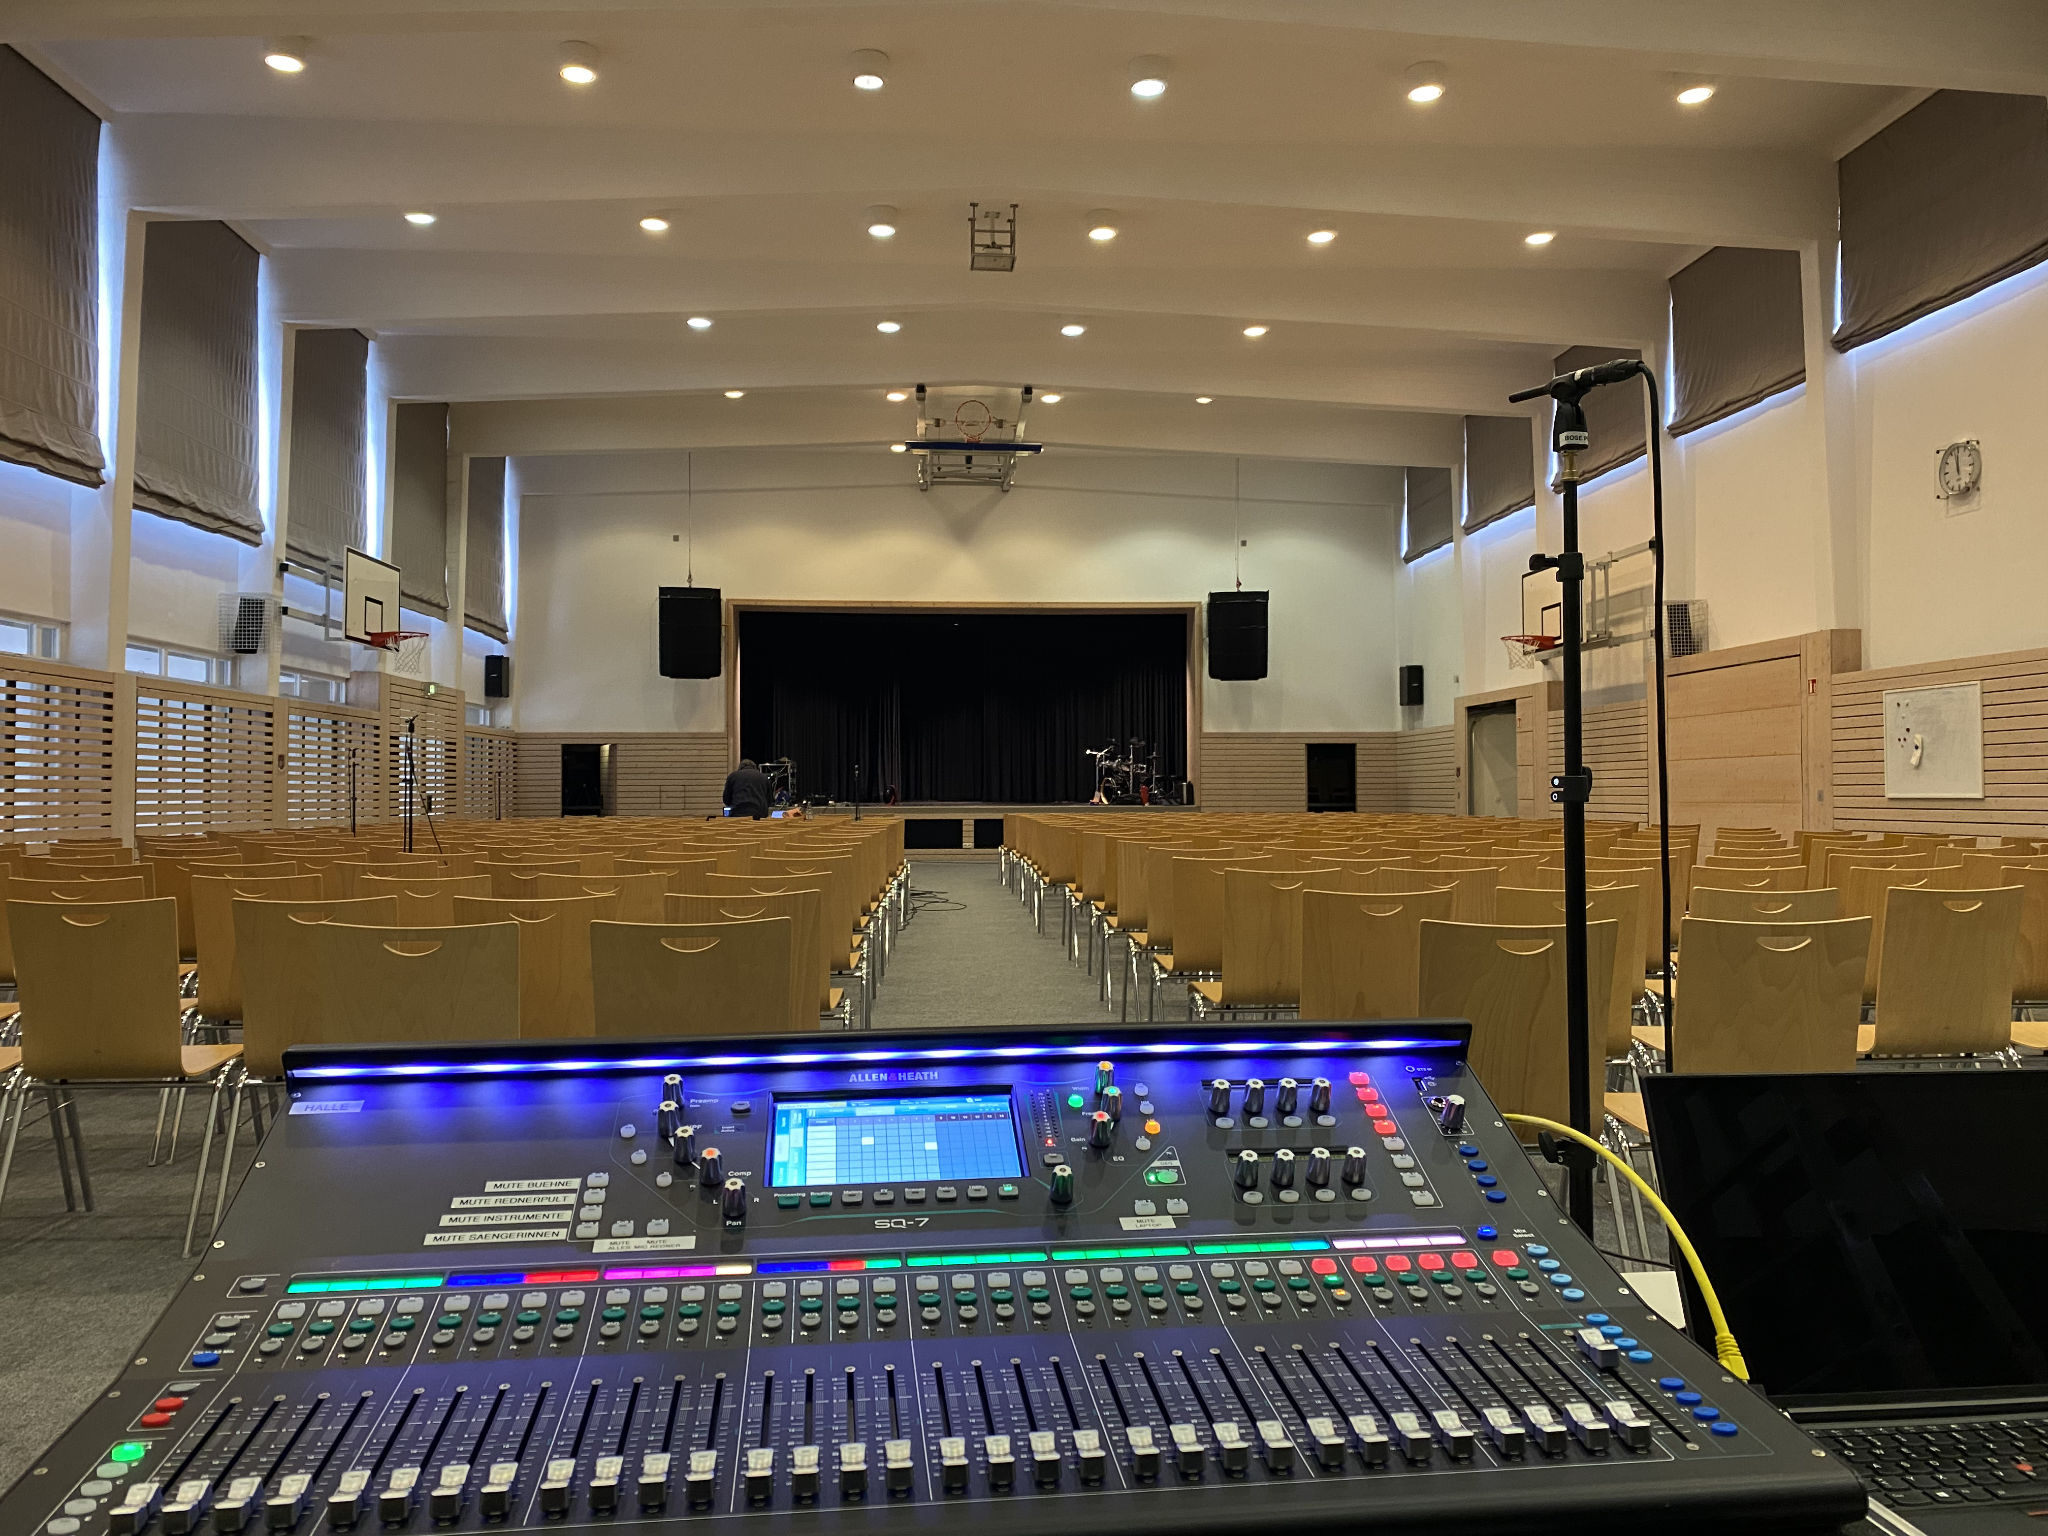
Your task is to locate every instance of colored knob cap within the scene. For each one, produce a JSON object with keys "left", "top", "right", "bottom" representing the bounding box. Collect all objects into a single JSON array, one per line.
[
  {"left": 1095, "top": 1060, "right": 1115, "bottom": 1094},
  {"left": 721, "top": 1176, "right": 748, "bottom": 1222},
  {"left": 1049, "top": 1164, "right": 1075, "bottom": 1205},
  {"left": 1305, "top": 1147, "right": 1332, "bottom": 1186},
  {"left": 1208, "top": 1079, "right": 1232, "bottom": 1116},
  {"left": 1233, "top": 1149, "right": 1261, "bottom": 1189},
  {"left": 1101, "top": 1085, "right": 1123, "bottom": 1124},
  {"left": 1270, "top": 1148, "right": 1296, "bottom": 1188},
  {"left": 1089, "top": 1111, "right": 1113, "bottom": 1149},
  {"left": 1275, "top": 1077, "right": 1299, "bottom": 1115},
  {"left": 1309, "top": 1077, "right": 1333, "bottom": 1114},
  {"left": 698, "top": 1148, "right": 723, "bottom": 1186},
  {"left": 1242, "top": 1079, "right": 1265, "bottom": 1116}
]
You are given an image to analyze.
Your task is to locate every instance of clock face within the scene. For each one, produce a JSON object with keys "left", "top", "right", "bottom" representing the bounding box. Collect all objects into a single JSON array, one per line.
[{"left": 1938, "top": 440, "right": 1982, "bottom": 497}]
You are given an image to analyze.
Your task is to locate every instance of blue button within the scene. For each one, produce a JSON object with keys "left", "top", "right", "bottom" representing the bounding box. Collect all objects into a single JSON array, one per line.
[
  {"left": 1484, "top": 1190, "right": 1507, "bottom": 1203},
  {"left": 1585, "top": 1312, "right": 1611, "bottom": 1325},
  {"left": 1537, "top": 1258, "right": 1561, "bottom": 1272},
  {"left": 1561, "top": 1288, "right": 1586, "bottom": 1302},
  {"left": 190, "top": 1351, "right": 220, "bottom": 1367},
  {"left": 1547, "top": 1273, "right": 1574, "bottom": 1286},
  {"left": 1710, "top": 1421, "right": 1738, "bottom": 1437},
  {"left": 1675, "top": 1391, "right": 1702, "bottom": 1407},
  {"left": 1475, "top": 1175, "right": 1498, "bottom": 1188},
  {"left": 1599, "top": 1324, "right": 1624, "bottom": 1338},
  {"left": 1616, "top": 1337, "right": 1639, "bottom": 1349},
  {"left": 1658, "top": 1377, "right": 1686, "bottom": 1391},
  {"left": 1691, "top": 1406, "right": 1721, "bottom": 1422},
  {"left": 1457, "top": 1143, "right": 1480, "bottom": 1157},
  {"left": 1627, "top": 1349, "right": 1653, "bottom": 1363},
  {"left": 1476, "top": 1225, "right": 1498, "bottom": 1240},
  {"left": 1526, "top": 1245, "right": 1550, "bottom": 1258},
  {"left": 1465, "top": 1159, "right": 1489, "bottom": 1172}
]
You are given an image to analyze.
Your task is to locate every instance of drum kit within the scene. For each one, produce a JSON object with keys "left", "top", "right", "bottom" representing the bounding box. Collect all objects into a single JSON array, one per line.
[{"left": 1085, "top": 739, "right": 1169, "bottom": 805}]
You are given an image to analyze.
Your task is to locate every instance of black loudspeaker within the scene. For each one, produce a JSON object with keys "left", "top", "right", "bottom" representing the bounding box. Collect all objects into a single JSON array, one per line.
[
  {"left": 658, "top": 586, "right": 723, "bottom": 678},
  {"left": 1206, "top": 591, "right": 1269, "bottom": 681},
  {"left": 1398, "top": 664, "right": 1424, "bottom": 706},
  {"left": 484, "top": 654, "right": 511, "bottom": 699}
]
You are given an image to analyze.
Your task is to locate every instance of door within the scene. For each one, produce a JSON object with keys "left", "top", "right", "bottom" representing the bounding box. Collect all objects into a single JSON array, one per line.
[
  {"left": 1468, "top": 705, "right": 1518, "bottom": 817},
  {"left": 562, "top": 742, "right": 607, "bottom": 816},
  {"left": 1305, "top": 742, "right": 1357, "bottom": 813}
]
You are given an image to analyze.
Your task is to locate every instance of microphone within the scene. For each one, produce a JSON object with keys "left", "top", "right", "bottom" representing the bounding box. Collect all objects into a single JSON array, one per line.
[{"left": 1507, "top": 357, "right": 1642, "bottom": 403}]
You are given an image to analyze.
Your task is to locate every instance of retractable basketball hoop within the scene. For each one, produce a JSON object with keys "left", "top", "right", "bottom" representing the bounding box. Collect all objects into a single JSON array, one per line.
[
  {"left": 366, "top": 629, "right": 430, "bottom": 677},
  {"left": 1500, "top": 632, "right": 1561, "bottom": 670}
]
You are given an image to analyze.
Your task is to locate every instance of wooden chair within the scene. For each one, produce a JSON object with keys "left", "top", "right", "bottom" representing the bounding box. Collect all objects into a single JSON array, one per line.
[
  {"left": 1192, "top": 868, "right": 1370, "bottom": 1017},
  {"left": 1299, "top": 886, "right": 1456, "bottom": 1019},
  {"left": 531, "top": 871, "right": 668, "bottom": 922},
  {"left": 1869, "top": 885, "right": 2023, "bottom": 1057},
  {"left": 665, "top": 891, "right": 821, "bottom": 1032},
  {"left": 357, "top": 872, "right": 493, "bottom": 926},
  {"left": 0, "top": 874, "right": 149, "bottom": 986},
  {"left": 480, "top": 860, "right": 584, "bottom": 898},
  {"left": 1377, "top": 864, "right": 1497, "bottom": 921},
  {"left": 235, "top": 895, "right": 405, "bottom": 1076},
  {"left": 1416, "top": 918, "right": 1616, "bottom": 1126},
  {"left": 191, "top": 872, "right": 325, "bottom": 1020},
  {"left": 449, "top": 894, "right": 603, "bottom": 1037},
  {"left": 1665, "top": 916, "right": 1871, "bottom": 1073},
  {"left": 151, "top": 858, "right": 299, "bottom": 957},
  {"left": 1689, "top": 886, "right": 1841, "bottom": 922},
  {"left": 615, "top": 856, "right": 721, "bottom": 892},
  {"left": 302, "top": 921, "right": 521, "bottom": 1053},
  {"left": 592, "top": 918, "right": 794, "bottom": 1037},
  {"left": 1, "top": 897, "right": 242, "bottom": 1254},
  {"left": 674, "top": 877, "right": 846, "bottom": 1025},
  {"left": 1496, "top": 885, "right": 1640, "bottom": 1057}
]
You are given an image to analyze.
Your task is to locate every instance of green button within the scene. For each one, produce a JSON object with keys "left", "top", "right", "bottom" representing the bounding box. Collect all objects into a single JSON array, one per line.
[
  {"left": 1143, "top": 1168, "right": 1181, "bottom": 1185},
  {"left": 808, "top": 1192, "right": 833, "bottom": 1208},
  {"left": 1103, "top": 1284, "right": 1129, "bottom": 1299},
  {"left": 762, "top": 1299, "right": 786, "bottom": 1314},
  {"left": 1320, "top": 1274, "right": 1345, "bottom": 1289},
  {"left": 799, "top": 1298, "right": 824, "bottom": 1313},
  {"left": 267, "top": 1322, "right": 295, "bottom": 1337},
  {"left": 874, "top": 1298, "right": 897, "bottom": 1311},
  {"left": 1215, "top": 1279, "right": 1240, "bottom": 1294},
  {"left": 516, "top": 1310, "right": 542, "bottom": 1326},
  {"left": 1067, "top": 1093, "right": 1085, "bottom": 1109},
  {"left": 476, "top": 1311, "right": 503, "bottom": 1327},
  {"left": 1506, "top": 1268, "right": 1528, "bottom": 1280},
  {"left": 679, "top": 1303, "right": 704, "bottom": 1318},
  {"left": 1365, "top": 1274, "right": 1389, "bottom": 1288},
  {"left": 998, "top": 1184, "right": 1020, "bottom": 1199},
  {"left": 1252, "top": 1278, "right": 1276, "bottom": 1293},
  {"left": 437, "top": 1313, "right": 463, "bottom": 1329},
  {"left": 988, "top": 1289, "right": 1014, "bottom": 1303},
  {"left": 554, "top": 1308, "right": 580, "bottom": 1324},
  {"left": 1430, "top": 1273, "right": 1454, "bottom": 1285},
  {"left": 110, "top": 1442, "right": 148, "bottom": 1465},
  {"left": 916, "top": 1293, "right": 941, "bottom": 1308},
  {"left": 1069, "top": 1286, "right": 1094, "bottom": 1300},
  {"left": 1285, "top": 1276, "right": 1310, "bottom": 1291},
  {"left": 307, "top": 1320, "right": 336, "bottom": 1335},
  {"left": 1176, "top": 1281, "right": 1200, "bottom": 1295},
  {"left": 837, "top": 1297, "right": 861, "bottom": 1311},
  {"left": 390, "top": 1315, "right": 415, "bottom": 1330},
  {"left": 1026, "top": 1287, "right": 1050, "bottom": 1302},
  {"left": 776, "top": 1194, "right": 801, "bottom": 1209},
  {"left": 640, "top": 1304, "right": 666, "bottom": 1320},
  {"left": 716, "top": 1301, "right": 742, "bottom": 1317},
  {"left": 602, "top": 1306, "right": 628, "bottom": 1322}
]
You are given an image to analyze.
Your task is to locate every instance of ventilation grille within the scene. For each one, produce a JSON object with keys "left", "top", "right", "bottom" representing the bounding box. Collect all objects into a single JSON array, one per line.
[
  {"left": 217, "top": 592, "right": 276, "bottom": 655},
  {"left": 1665, "top": 599, "right": 1708, "bottom": 658}
]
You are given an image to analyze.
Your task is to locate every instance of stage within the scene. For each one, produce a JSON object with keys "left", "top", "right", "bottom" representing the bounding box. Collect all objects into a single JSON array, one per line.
[{"left": 807, "top": 799, "right": 1197, "bottom": 851}]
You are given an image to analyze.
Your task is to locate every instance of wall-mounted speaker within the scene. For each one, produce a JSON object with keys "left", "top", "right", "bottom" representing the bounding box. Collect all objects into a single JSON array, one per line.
[
  {"left": 1398, "top": 664, "right": 1424, "bottom": 707},
  {"left": 484, "top": 654, "right": 511, "bottom": 698},
  {"left": 658, "top": 586, "right": 723, "bottom": 678},
  {"left": 1206, "top": 591, "right": 1268, "bottom": 681}
]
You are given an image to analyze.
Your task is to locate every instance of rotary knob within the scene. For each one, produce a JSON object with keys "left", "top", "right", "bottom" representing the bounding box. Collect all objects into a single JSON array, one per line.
[
  {"left": 1089, "top": 1111, "right": 1114, "bottom": 1150},
  {"left": 1233, "top": 1149, "right": 1261, "bottom": 1190},
  {"left": 1207, "top": 1079, "right": 1232, "bottom": 1117},
  {"left": 657, "top": 1099, "right": 682, "bottom": 1141},
  {"left": 1276, "top": 1078, "right": 1299, "bottom": 1116},
  {"left": 1270, "top": 1148, "right": 1296, "bottom": 1188},
  {"left": 1309, "top": 1077, "right": 1333, "bottom": 1115},
  {"left": 1050, "top": 1164, "right": 1075, "bottom": 1205},
  {"left": 722, "top": 1176, "right": 748, "bottom": 1223},
  {"left": 1095, "top": 1060, "right": 1115, "bottom": 1095},
  {"left": 1305, "top": 1147, "right": 1332, "bottom": 1187},
  {"left": 660, "top": 1072, "right": 683, "bottom": 1118},
  {"left": 1102, "top": 1085, "right": 1123, "bottom": 1124},
  {"left": 1341, "top": 1146, "right": 1368, "bottom": 1186},
  {"left": 1435, "top": 1094, "right": 1468, "bottom": 1134},
  {"left": 672, "top": 1125, "right": 697, "bottom": 1166},
  {"left": 1242, "top": 1079, "right": 1266, "bottom": 1117},
  {"left": 698, "top": 1147, "right": 723, "bottom": 1187}
]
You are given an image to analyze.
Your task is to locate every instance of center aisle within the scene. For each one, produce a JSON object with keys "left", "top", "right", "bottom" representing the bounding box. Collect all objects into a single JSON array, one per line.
[{"left": 872, "top": 857, "right": 1111, "bottom": 1030}]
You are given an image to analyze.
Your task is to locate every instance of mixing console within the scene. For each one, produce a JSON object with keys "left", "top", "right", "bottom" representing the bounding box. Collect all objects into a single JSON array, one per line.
[{"left": 3, "top": 1020, "right": 1866, "bottom": 1534}]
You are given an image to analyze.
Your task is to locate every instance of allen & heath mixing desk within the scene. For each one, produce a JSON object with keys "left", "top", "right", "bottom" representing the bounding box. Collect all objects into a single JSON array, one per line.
[{"left": 3, "top": 1021, "right": 1866, "bottom": 1534}]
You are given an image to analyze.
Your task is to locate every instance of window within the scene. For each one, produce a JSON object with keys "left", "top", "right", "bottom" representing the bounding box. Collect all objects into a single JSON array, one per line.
[
  {"left": 465, "top": 702, "right": 493, "bottom": 727},
  {"left": 0, "top": 614, "right": 62, "bottom": 659},
  {"left": 126, "top": 641, "right": 220, "bottom": 684},
  {"left": 124, "top": 643, "right": 162, "bottom": 675},
  {"left": 280, "top": 668, "right": 346, "bottom": 704}
]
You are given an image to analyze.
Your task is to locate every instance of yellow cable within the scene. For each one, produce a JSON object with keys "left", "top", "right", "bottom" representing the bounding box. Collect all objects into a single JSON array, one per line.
[{"left": 1502, "top": 1111, "right": 1749, "bottom": 1382}]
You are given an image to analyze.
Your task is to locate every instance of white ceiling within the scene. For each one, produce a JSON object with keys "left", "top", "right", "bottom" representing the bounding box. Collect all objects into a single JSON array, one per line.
[{"left": 20, "top": 0, "right": 2048, "bottom": 455}]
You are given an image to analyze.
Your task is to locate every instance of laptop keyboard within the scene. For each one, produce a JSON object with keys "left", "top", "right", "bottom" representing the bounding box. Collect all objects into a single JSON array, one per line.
[{"left": 1812, "top": 1418, "right": 2048, "bottom": 1511}]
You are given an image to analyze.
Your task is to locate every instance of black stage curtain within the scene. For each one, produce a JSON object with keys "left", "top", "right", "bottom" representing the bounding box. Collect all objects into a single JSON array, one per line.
[{"left": 739, "top": 610, "right": 1188, "bottom": 803}]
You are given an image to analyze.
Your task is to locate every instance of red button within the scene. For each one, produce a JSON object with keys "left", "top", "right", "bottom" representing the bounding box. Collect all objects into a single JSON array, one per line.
[
  {"left": 1372, "top": 1119, "right": 1397, "bottom": 1136},
  {"left": 1310, "top": 1257, "right": 1337, "bottom": 1274},
  {"left": 1349, "top": 1256, "right": 1379, "bottom": 1274},
  {"left": 1417, "top": 1253, "right": 1445, "bottom": 1272},
  {"left": 140, "top": 1411, "right": 174, "bottom": 1429},
  {"left": 1384, "top": 1255, "right": 1412, "bottom": 1273},
  {"left": 1491, "top": 1249, "right": 1518, "bottom": 1266},
  {"left": 1360, "top": 1088, "right": 1381, "bottom": 1103},
  {"left": 1348, "top": 1072, "right": 1370, "bottom": 1086},
  {"left": 153, "top": 1395, "right": 186, "bottom": 1412},
  {"left": 1452, "top": 1251, "right": 1478, "bottom": 1269}
]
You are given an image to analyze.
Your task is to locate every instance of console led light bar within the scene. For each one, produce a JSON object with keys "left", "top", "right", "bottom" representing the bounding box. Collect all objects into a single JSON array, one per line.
[
  {"left": 601, "top": 1263, "right": 755, "bottom": 1281},
  {"left": 285, "top": 1275, "right": 447, "bottom": 1295},
  {"left": 755, "top": 1257, "right": 905, "bottom": 1276},
  {"left": 1190, "top": 1239, "right": 1333, "bottom": 1256},
  {"left": 1048, "top": 1245, "right": 1189, "bottom": 1262},
  {"left": 1330, "top": 1233, "right": 1467, "bottom": 1251},
  {"left": 906, "top": 1250, "right": 1050, "bottom": 1268}
]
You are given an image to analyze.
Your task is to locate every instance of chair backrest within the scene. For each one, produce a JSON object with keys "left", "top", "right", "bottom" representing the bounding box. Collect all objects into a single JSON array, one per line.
[
  {"left": 665, "top": 889, "right": 822, "bottom": 1029},
  {"left": 1958, "top": 852, "right": 2048, "bottom": 889},
  {"left": 151, "top": 857, "right": 299, "bottom": 955},
  {"left": 1535, "top": 863, "right": 1665, "bottom": 970},
  {"left": 1871, "top": 884, "right": 2023, "bottom": 1056},
  {"left": 1218, "top": 868, "right": 1367, "bottom": 1006},
  {"left": 1143, "top": 848, "right": 1248, "bottom": 949},
  {"left": 192, "top": 872, "right": 326, "bottom": 1017},
  {"left": 357, "top": 873, "right": 494, "bottom": 926},
  {"left": 1416, "top": 918, "right": 1616, "bottom": 1127},
  {"left": 1689, "top": 863, "right": 1805, "bottom": 899},
  {"left": 449, "top": 894, "right": 603, "bottom": 1036},
  {"left": 303, "top": 922, "right": 521, "bottom": 1055},
  {"left": 1989, "top": 865, "right": 2048, "bottom": 1002},
  {"left": 1688, "top": 885, "right": 1841, "bottom": 922},
  {"left": 1824, "top": 846, "right": 1938, "bottom": 890},
  {"left": 1299, "top": 886, "right": 1456, "bottom": 1019},
  {"left": 1495, "top": 885, "right": 1640, "bottom": 1055},
  {"left": 751, "top": 856, "right": 857, "bottom": 947},
  {"left": 10, "top": 897, "right": 185, "bottom": 1079},
  {"left": 530, "top": 870, "right": 668, "bottom": 922},
  {"left": 591, "top": 917, "right": 794, "bottom": 1037},
  {"left": 235, "top": 895, "right": 404, "bottom": 1075},
  {"left": 1671, "top": 916, "right": 1870, "bottom": 1074},
  {"left": 1378, "top": 865, "right": 1497, "bottom": 921},
  {"left": 1838, "top": 863, "right": 1945, "bottom": 1001},
  {"left": 616, "top": 856, "right": 721, "bottom": 891},
  {"left": 0, "top": 874, "right": 151, "bottom": 982}
]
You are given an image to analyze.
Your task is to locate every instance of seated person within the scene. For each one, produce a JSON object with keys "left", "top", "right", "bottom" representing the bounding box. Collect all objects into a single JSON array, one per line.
[{"left": 723, "top": 757, "right": 771, "bottom": 819}]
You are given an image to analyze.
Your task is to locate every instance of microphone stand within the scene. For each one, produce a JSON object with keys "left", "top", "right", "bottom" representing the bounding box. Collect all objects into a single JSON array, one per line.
[{"left": 852, "top": 760, "right": 862, "bottom": 823}]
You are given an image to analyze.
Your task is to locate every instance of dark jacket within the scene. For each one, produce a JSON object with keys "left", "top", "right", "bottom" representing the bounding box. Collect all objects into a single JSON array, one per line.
[{"left": 723, "top": 765, "right": 772, "bottom": 819}]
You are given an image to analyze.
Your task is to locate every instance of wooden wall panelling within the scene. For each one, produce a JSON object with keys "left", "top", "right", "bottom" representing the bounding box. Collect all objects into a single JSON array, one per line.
[
  {"left": 1355, "top": 734, "right": 1400, "bottom": 813},
  {"left": 284, "top": 703, "right": 383, "bottom": 826},
  {"left": 1393, "top": 726, "right": 1458, "bottom": 814},
  {"left": 132, "top": 680, "right": 278, "bottom": 833},
  {"left": 512, "top": 732, "right": 729, "bottom": 819},
  {"left": 461, "top": 729, "right": 517, "bottom": 820},
  {"left": 0, "top": 658, "right": 120, "bottom": 842},
  {"left": 1198, "top": 731, "right": 1457, "bottom": 815},
  {"left": 1543, "top": 697, "right": 1650, "bottom": 822}
]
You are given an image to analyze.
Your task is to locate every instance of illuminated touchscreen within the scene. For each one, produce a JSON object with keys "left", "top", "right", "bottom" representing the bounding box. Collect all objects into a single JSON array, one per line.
[{"left": 768, "top": 1092, "right": 1022, "bottom": 1188}]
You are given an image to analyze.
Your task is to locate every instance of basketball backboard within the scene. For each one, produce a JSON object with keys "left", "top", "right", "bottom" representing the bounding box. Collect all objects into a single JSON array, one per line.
[
  {"left": 1521, "top": 564, "right": 1562, "bottom": 641},
  {"left": 343, "top": 548, "right": 402, "bottom": 644}
]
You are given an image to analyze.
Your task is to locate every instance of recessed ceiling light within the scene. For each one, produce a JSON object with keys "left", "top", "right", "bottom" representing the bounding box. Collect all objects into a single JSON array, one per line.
[
  {"left": 1405, "top": 61, "right": 1447, "bottom": 103},
  {"left": 1307, "top": 229, "right": 1337, "bottom": 245},
  {"left": 876, "top": 320, "right": 902, "bottom": 333},
  {"left": 403, "top": 211, "right": 436, "bottom": 226},
  {"left": 558, "top": 41, "right": 599, "bottom": 85},
  {"left": 1060, "top": 323, "right": 1087, "bottom": 338},
  {"left": 886, "top": 390, "right": 908, "bottom": 402},
  {"left": 1128, "top": 55, "right": 1168, "bottom": 99},
  {"left": 850, "top": 50, "right": 889, "bottom": 91},
  {"left": 889, "top": 442, "right": 908, "bottom": 452},
  {"left": 865, "top": 204, "right": 898, "bottom": 239},
  {"left": 263, "top": 37, "right": 309, "bottom": 73},
  {"left": 686, "top": 316, "right": 713, "bottom": 330},
  {"left": 639, "top": 215, "right": 671, "bottom": 233},
  {"left": 723, "top": 389, "right": 745, "bottom": 399},
  {"left": 1524, "top": 230, "right": 1556, "bottom": 246},
  {"left": 1195, "top": 396, "right": 1214, "bottom": 404},
  {"left": 1676, "top": 83, "right": 1715, "bottom": 106},
  {"left": 1086, "top": 210, "right": 1119, "bottom": 242},
  {"left": 1242, "top": 324, "right": 1268, "bottom": 338},
  {"left": 1041, "top": 393, "right": 1063, "bottom": 403}
]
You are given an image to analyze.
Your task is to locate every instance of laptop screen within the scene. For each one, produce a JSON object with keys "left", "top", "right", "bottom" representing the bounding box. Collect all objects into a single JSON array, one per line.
[{"left": 1642, "top": 1071, "right": 2048, "bottom": 1406}]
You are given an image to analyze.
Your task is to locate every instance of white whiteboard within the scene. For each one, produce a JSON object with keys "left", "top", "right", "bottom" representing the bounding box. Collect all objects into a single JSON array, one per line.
[{"left": 1883, "top": 681, "right": 1984, "bottom": 799}]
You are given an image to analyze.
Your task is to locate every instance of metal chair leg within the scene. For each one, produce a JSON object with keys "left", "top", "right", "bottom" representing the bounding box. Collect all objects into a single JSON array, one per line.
[
  {"left": 168, "top": 1085, "right": 188, "bottom": 1165},
  {"left": 148, "top": 1087, "right": 172, "bottom": 1167},
  {"left": 63, "top": 1094, "right": 93, "bottom": 1210},
  {"left": 210, "top": 1073, "right": 247, "bottom": 1238},
  {"left": 45, "top": 1088, "right": 78, "bottom": 1211},
  {"left": 0, "top": 1077, "right": 23, "bottom": 1221},
  {"left": 183, "top": 1076, "right": 225, "bottom": 1258}
]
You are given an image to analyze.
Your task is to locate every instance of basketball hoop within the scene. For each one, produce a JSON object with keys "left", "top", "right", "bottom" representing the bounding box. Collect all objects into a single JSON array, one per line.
[
  {"left": 367, "top": 630, "right": 430, "bottom": 677},
  {"left": 1501, "top": 633, "right": 1561, "bottom": 670},
  {"left": 952, "top": 398, "right": 994, "bottom": 443}
]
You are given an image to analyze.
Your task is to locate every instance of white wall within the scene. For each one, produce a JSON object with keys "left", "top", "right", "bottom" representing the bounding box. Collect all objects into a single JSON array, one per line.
[
  {"left": 509, "top": 446, "right": 1405, "bottom": 737},
  {"left": 1395, "top": 544, "right": 1461, "bottom": 728},
  {"left": 0, "top": 461, "right": 74, "bottom": 625}
]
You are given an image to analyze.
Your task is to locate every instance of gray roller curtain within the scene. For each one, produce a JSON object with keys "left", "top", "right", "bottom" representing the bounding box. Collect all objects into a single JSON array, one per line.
[
  {"left": 464, "top": 455, "right": 508, "bottom": 641},
  {"left": 1462, "top": 414, "right": 1535, "bottom": 531},
  {"left": 0, "top": 47, "right": 105, "bottom": 487},
  {"left": 1552, "top": 345, "right": 1644, "bottom": 485},
  {"left": 284, "top": 328, "right": 367, "bottom": 569},
  {"left": 1402, "top": 466, "right": 1453, "bottom": 562},
  {"left": 1669, "top": 247, "right": 1806, "bottom": 434},
  {"left": 1837, "top": 91, "right": 2048, "bottom": 352},
  {"left": 133, "top": 220, "right": 262, "bottom": 543},
  {"left": 391, "top": 402, "right": 449, "bottom": 615}
]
